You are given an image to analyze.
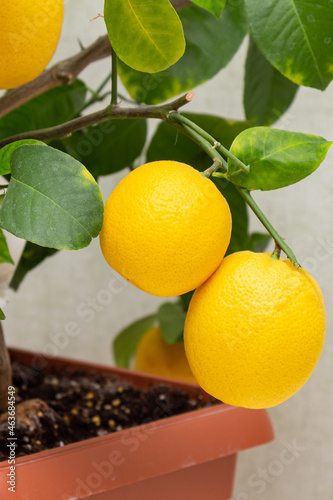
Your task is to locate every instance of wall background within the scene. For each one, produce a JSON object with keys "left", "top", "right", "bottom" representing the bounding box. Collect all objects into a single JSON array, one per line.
[{"left": 1, "top": 1, "right": 332, "bottom": 499}]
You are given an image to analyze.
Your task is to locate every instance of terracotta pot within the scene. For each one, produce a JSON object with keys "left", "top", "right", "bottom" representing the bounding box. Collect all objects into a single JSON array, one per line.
[{"left": 0, "top": 348, "right": 274, "bottom": 500}]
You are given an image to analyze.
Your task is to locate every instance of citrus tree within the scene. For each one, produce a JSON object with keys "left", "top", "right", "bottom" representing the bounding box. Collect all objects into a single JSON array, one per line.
[{"left": 0, "top": 0, "right": 331, "bottom": 410}]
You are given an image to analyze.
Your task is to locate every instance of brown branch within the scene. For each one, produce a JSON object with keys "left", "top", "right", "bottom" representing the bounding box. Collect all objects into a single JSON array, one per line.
[
  {"left": 0, "top": 92, "right": 195, "bottom": 149},
  {"left": 0, "top": 0, "right": 192, "bottom": 120}
]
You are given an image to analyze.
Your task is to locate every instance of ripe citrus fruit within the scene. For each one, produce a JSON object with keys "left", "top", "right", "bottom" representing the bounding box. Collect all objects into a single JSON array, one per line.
[
  {"left": 135, "top": 327, "right": 196, "bottom": 383},
  {"left": 184, "top": 251, "right": 326, "bottom": 409},
  {"left": 100, "top": 161, "right": 232, "bottom": 297},
  {"left": 0, "top": 0, "right": 64, "bottom": 89}
]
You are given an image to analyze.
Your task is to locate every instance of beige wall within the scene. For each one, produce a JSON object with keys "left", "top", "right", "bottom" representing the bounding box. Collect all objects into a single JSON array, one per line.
[{"left": 1, "top": 1, "right": 333, "bottom": 498}]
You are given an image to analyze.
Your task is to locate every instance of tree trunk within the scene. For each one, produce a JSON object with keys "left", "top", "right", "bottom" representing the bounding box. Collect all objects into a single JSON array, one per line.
[{"left": 0, "top": 322, "right": 12, "bottom": 413}]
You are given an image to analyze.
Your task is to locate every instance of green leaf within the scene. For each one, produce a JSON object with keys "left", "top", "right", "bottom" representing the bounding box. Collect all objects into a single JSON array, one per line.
[
  {"left": 157, "top": 303, "right": 187, "bottom": 344},
  {"left": 244, "top": 0, "right": 333, "bottom": 90},
  {"left": 244, "top": 36, "right": 299, "bottom": 126},
  {"left": 104, "top": 0, "right": 185, "bottom": 73},
  {"left": 54, "top": 119, "right": 147, "bottom": 178},
  {"left": 0, "top": 80, "right": 87, "bottom": 139},
  {"left": 212, "top": 177, "right": 248, "bottom": 255},
  {"left": 113, "top": 314, "right": 157, "bottom": 368},
  {"left": 0, "top": 308, "right": 5, "bottom": 320},
  {"left": 0, "top": 145, "right": 104, "bottom": 249},
  {"left": 118, "top": 2, "right": 248, "bottom": 104},
  {"left": 245, "top": 232, "right": 271, "bottom": 253},
  {"left": 147, "top": 113, "right": 252, "bottom": 169},
  {"left": 190, "top": 0, "right": 226, "bottom": 18},
  {"left": 10, "top": 241, "right": 57, "bottom": 291},
  {"left": 0, "top": 229, "right": 14, "bottom": 264},
  {"left": 0, "top": 140, "right": 46, "bottom": 176},
  {"left": 227, "top": 127, "right": 332, "bottom": 190}
]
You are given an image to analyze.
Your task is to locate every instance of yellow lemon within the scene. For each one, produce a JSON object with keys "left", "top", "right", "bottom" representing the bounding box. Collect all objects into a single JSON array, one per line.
[
  {"left": 135, "top": 327, "right": 196, "bottom": 383},
  {"left": 184, "top": 251, "right": 326, "bottom": 409},
  {"left": 100, "top": 161, "right": 232, "bottom": 297},
  {"left": 0, "top": 0, "right": 64, "bottom": 89}
]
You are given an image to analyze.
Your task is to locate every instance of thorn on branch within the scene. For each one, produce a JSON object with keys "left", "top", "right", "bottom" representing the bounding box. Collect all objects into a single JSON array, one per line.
[{"left": 90, "top": 14, "right": 104, "bottom": 22}]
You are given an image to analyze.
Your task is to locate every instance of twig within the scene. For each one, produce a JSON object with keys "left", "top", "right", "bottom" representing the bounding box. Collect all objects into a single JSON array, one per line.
[
  {"left": 202, "top": 158, "right": 223, "bottom": 177},
  {"left": 169, "top": 112, "right": 250, "bottom": 174},
  {"left": 0, "top": 93, "right": 195, "bottom": 148},
  {"left": 236, "top": 188, "right": 299, "bottom": 267}
]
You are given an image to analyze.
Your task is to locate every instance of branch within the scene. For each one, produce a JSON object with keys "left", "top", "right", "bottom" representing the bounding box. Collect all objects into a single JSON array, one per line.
[
  {"left": 0, "top": 93, "right": 195, "bottom": 149},
  {"left": 0, "top": 0, "right": 192, "bottom": 119}
]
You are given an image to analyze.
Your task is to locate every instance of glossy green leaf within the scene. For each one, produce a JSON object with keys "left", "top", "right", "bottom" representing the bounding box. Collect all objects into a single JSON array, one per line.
[
  {"left": 244, "top": 37, "right": 299, "bottom": 126},
  {"left": 0, "top": 80, "right": 87, "bottom": 139},
  {"left": 227, "top": 127, "right": 333, "bottom": 190},
  {"left": 0, "top": 140, "right": 46, "bottom": 176},
  {"left": 0, "top": 145, "right": 104, "bottom": 249},
  {"left": 54, "top": 119, "right": 147, "bottom": 178},
  {"left": 10, "top": 242, "right": 57, "bottom": 291},
  {"left": 104, "top": 0, "right": 185, "bottom": 73},
  {"left": 244, "top": 0, "right": 333, "bottom": 90},
  {"left": 158, "top": 303, "right": 186, "bottom": 344},
  {"left": 0, "top": 229, "right": 14, "bottom": 264},
  {"left": 0, "top": 308, "right": 5, "bottom": 320},
  {"left": 147, "top": 113, "right": 252, "bottom": 170},
  {"left": 191, "top": 0, "right": 226, "bottom": 18},
  {"left": 113, "top": 314, "right": 157, "bottom": 368},
  {"left": 118, "top": 2, "right": 248, "bottom": 104}
]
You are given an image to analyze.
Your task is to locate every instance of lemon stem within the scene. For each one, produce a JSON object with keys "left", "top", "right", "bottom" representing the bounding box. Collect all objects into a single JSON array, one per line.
[
  {"left": 237, "top": 188, "right": 299, "bottom": 267},
  {"left": 111, "top": 47, "right": 118, "bottom": 107},
  {"left": 168, "top": 113, "right": 250, "bottom": 174},
  {"left": 202, "top": 158, "right": 223, "bottom": 177},
  {"left": 271, "top": 242, "right": 282, "bottom": 260}
]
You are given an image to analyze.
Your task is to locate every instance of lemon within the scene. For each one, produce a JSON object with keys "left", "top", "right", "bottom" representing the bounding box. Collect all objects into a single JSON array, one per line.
[
  {"left": 100, "top": 160, "right": 232, "bottom": 297},
  {"left": 135, "top": 327, "right": 196, "bottom": 383},
  {"left": 184, "top": 251, "right": 326, "bottom": 409},
  {"left": 0, "top": 0, "right": 64, "bottom": 89}
]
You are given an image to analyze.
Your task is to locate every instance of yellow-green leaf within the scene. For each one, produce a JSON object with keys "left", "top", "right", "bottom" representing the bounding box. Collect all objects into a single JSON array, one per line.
[
  {"left": 104, "top": 0, "right": 185, "bottom": 73},
  {"left": 227, "top": 127, "right": 332, "bottom": 190}
]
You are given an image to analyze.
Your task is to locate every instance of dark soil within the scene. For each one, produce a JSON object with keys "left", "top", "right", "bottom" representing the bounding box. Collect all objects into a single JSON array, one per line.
[{"left": 0, "top": 361, "right": 216, "bottom": 461}]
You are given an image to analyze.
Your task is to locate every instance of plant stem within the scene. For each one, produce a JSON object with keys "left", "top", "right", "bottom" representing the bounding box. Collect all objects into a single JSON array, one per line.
[
  {"left": 236, "top": 188, "right": 299, "bottom": 266},
  {"left": 111, "top": 48, "right": 118, "bottom": 107},
  {"left": 0, "top": 93, "right": 195, "bottom": 149},
  {"left": 271, "top": 242, "right": 282, "bottom": 260},
  {"left": 169, "top": 120, "right": 224, "bottom": 164},
  {"left": 203, "top": 158, "right": 223, "bottom": 177},
  {"left": 169, "top": 112, "right": 250, "bottom": 174}
]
